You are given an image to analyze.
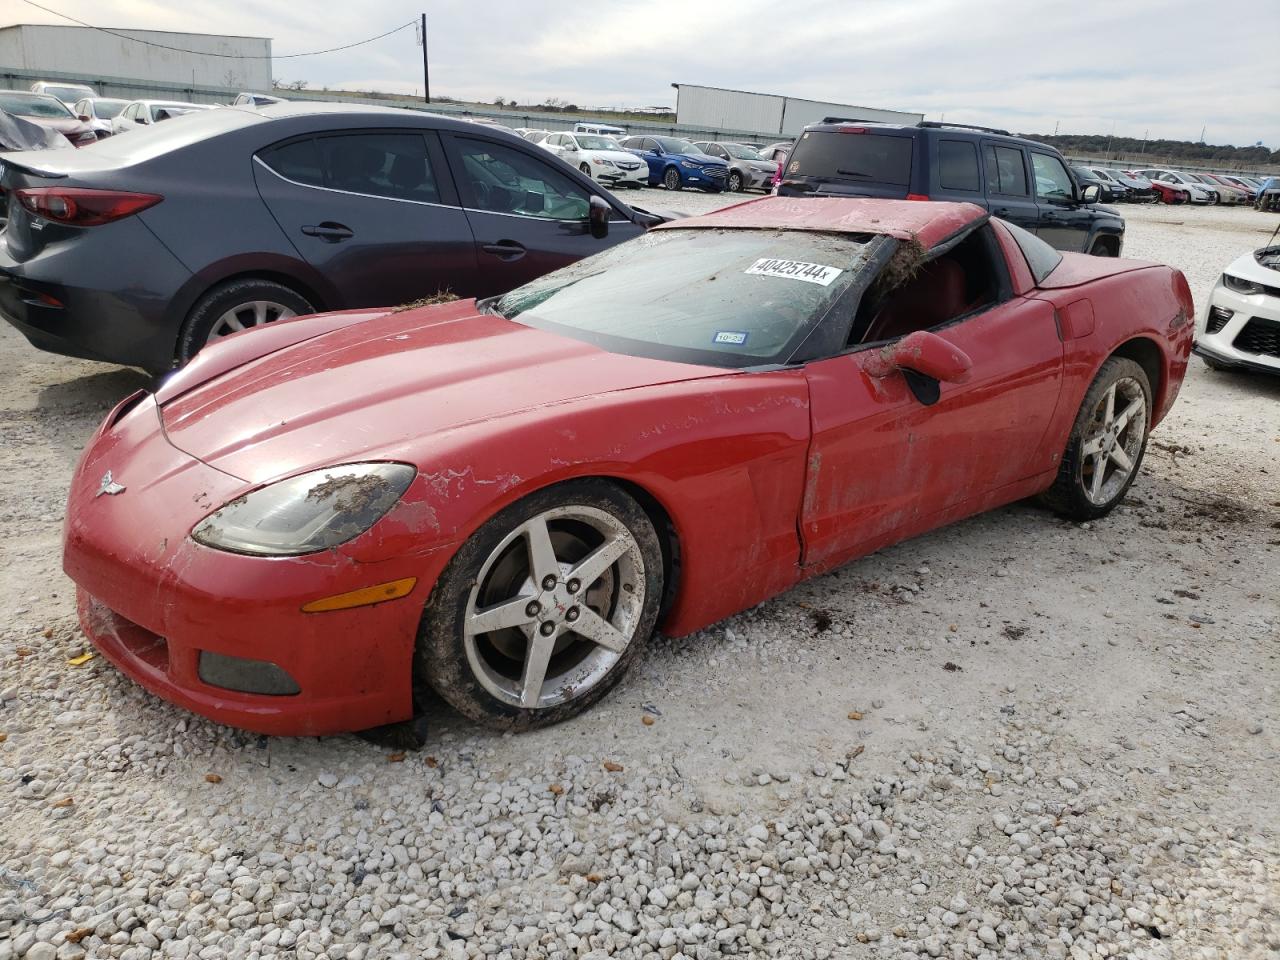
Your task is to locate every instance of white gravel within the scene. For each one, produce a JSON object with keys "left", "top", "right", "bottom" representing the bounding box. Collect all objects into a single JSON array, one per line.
[{"left": 1, "top": 198, "right": 1278, "bottom": 959}]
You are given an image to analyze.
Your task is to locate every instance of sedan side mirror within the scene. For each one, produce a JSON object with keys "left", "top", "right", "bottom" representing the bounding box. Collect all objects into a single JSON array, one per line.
[
  {"left": 588, "top": 195, "right": 611, "bottom": 239},
  {"left": 135, "top": 116, "right": 147, "bottom": 124},
  {"left": 863, "top": 330, "right": 972, "bottom": 405},
  {"left": 1080, "top": 183, "right": 1101, "bottom": 204},
  {"left": 78, "top": 114, "right": 91, "bottom": 122}
]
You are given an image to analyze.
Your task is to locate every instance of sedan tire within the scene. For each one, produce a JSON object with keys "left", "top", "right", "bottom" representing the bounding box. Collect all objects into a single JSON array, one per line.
[
  {"left": 178, "top": 279, "right": 314, "bottom": 365},
  {"left": 418, "top": 480, "right": 663, "bottom": 730},
  {"left": 663, "top": 167, "right": 682, "bottom": 191},
  {"left": 728, "top": 171, "right": 743, "bottom": 192},
  {"left": 1039, "top": 357, "right": 1151, "bottom": 521}
]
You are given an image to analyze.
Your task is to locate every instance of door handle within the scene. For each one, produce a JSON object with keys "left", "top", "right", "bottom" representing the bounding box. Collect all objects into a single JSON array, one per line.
[
  {"left": 481, "top": 240, "right": 526, "bottom": 261},
  {"left": 301, "top": 222, "right": 354, "bottom": 242}
]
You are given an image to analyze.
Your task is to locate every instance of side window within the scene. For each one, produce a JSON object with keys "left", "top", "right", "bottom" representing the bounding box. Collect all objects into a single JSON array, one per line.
[
  {"left": 453, "top": 138, "right": 590, "bottom": 221},
  {"left": 563, "top": 136, "right": 578, "bottom": 150},
  {"left": 1031, "top": 153, "right": 1074, "bottom": 201},
  {"left": 258, "top": 137, "right": 325, "bottom": 188},
  {"left": 123, "top": 103, "right": 137, "bottom": 120},
  {"left": 317, "top": 133, "right": 440, "bottom": 203},
  {"left": 74, "top": 99, "right": 88, "bottom": 117},
  {"left": 851, "top": 226, "right": 1007, "bottom": 345},
  {"left": 938, "top": 139, "right": 980, "bottom": 192},
  {"left": 641, "top": 138, "right": 658, "bottom": 152},
  {"left": 983, "top": 145, "right": 1029, "bottom": 196}
]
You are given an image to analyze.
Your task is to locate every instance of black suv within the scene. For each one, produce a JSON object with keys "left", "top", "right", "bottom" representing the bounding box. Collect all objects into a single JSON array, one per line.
[{"left": 777, "top": 120, "right": 1125, "bottom": 256}]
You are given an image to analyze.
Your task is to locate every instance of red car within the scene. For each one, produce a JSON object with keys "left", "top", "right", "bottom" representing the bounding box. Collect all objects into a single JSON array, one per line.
[
  {"left": 63, "top": 198, "right": 1194, "bottom": 736},
  {"left": 1146, "top": 179, "right": 1189, "bottom": 204}
]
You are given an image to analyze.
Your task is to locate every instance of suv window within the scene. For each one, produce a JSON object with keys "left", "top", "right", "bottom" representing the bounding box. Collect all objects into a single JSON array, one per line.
[
  {"left": 259, "top": 134, "right": 441, "bottom": 203},
  {"left": 983, "top": 145, "right": 1028, "bottom": 196},
  {"left": 1031, "top": 153, "right": 1074, "bottom": 201},
  {"left": 453, "top": 138, "right": 590, "bottom": 220},
  {"left": 785, "top": 131, "right": 912, "bottom": 185},
  {"left": 938, "top": 139, "right": 980, "bottom": 192}
]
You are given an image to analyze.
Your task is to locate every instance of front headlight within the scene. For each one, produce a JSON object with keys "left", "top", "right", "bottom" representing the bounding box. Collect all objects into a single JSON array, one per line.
[
  {"left": 681, "top": 159, "right": 705, "bottom": 170},
  {"left": 1223, "top": 273, "right": 1263, "bottom": 295},
  {"left": 191, "top": 463, "right": 416, "bottom": 556},
  {"left": 591, "top": 157, "right": 616, "bottom": 167}
]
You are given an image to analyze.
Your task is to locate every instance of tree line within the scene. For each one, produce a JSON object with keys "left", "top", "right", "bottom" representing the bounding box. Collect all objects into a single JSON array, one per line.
[{"left": 1024, "top": 133, "right": 1276, "bottom": 167}]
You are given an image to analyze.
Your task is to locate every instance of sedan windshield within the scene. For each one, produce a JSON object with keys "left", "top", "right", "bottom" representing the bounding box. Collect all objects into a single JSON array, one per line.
[
  {"left": 490, "top": 228, "right": 874, "bottom": 368},
  {"left": 42, "top": 85, "right": 92, "bottom": 103},
  {"left": 576, "top": 136, "right": 618, "bottom": 151},
  {"left": 723, "top": 143, "right": 765, "bottom": 160},
  {"left": 656, "top": 137, "right": 698, "bottom": 154},
  {"left": 0, "top": 92, "right": 73, "bottom": 119},
  {"left": 93, "top": 99, "right": 128, "bottom": 119}
]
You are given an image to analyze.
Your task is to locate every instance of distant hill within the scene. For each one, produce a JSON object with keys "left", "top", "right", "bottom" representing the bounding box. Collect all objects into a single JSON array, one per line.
[{"left": 1023, "top": 133, "right": 1276, "bottom": 168}]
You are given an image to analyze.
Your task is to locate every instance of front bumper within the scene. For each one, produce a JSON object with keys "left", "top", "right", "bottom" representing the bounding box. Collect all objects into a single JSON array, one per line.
[
  {"left": 598, "top": 164, "right": 648, "bottom": 186},
  {"left": 1194, "top": 280, "right": 1280, "bottom": 375},
  {"left": 63, "top": 393, "right": 448, "bottom": 735},
  {"left": 682, "top": 167, "right": 729, "bottom": 191}
]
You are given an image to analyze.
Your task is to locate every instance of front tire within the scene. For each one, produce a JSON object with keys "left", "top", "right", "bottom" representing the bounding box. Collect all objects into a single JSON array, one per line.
[
  {"left": 1038, "top": 357, "right": 1151, "bottom": 521},
  {"left": 728, "top": 171, "right": 743, "bottom": 192},
  {"left": 579, "top": 162, "right": 591, "bottom": 177},
  {"left": 663, "top": 167, "right": 682, "bottom": 191},
  {"left": 418, "top": 480, "right": 663, "bottom": 730},
  {"left": 178, "top": 279, "right": 313, "bottom": 365}
]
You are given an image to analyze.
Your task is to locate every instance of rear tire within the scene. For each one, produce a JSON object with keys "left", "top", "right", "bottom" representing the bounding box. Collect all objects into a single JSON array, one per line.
[
  {"left": 418, "top": 480, "right": 663, "bottom": 730},
  {"left": 178, "top": 279, "right": 313, "bottom": 365},
  {"left": 1038, "top": 357, "right": 1151, "bottom": 522}
]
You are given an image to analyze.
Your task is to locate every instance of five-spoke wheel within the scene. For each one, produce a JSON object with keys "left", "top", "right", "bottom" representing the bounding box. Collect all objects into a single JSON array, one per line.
[
  {"left": 419, "top": 481, "right": 663, "bottom": 728},
  {"left": 1040, "top": 357, "right": 1151, "bottom": 520}
]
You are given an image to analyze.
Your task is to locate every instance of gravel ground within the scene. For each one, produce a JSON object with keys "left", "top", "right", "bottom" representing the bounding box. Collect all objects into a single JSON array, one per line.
[{"left": 0, "top": 197, "right": 1277, "bottom": 960}]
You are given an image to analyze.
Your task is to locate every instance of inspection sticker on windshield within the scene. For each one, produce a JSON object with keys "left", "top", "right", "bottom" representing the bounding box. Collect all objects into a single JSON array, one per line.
[
  {"left": 745, "top": 258, "right": 843, "bottom": 286},
  {"left": 713, "top": 330, "right": 749, "bottom": 345}
]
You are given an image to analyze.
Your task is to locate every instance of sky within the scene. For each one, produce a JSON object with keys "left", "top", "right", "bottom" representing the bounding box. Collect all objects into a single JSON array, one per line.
[{"left": 11, "top": 0, "right": 1280, "bottom": 147}]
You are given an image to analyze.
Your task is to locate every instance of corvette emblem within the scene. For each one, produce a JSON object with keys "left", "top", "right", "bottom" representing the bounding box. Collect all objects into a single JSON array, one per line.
[{"left": 96, "top": 471, "right": 126, "bottom": 497}]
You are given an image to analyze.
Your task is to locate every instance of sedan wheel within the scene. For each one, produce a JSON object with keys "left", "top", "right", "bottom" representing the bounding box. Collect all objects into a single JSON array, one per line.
[
  {"left": 178, "top": 278, "right": 314, "bottom": 365},
  {"left": 419, "top": 481, "right": 663, "bottom": 729},
  {"left": 580, "top": 162, "right": 591, "bottom": 176},
  {"left": 664, "top": 167, "right": 682, "bottom": 191},
  {"left": 728, "top": 171, "right": 743, "bottom": 192},
  {"left": 1039, "top": 358, "right": 1150, "bottom": 521}
]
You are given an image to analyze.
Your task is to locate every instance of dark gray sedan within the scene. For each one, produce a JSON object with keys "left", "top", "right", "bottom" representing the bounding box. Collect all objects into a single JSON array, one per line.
[{"left": 0, "top": 103, "right": 663, "bottom": 373}]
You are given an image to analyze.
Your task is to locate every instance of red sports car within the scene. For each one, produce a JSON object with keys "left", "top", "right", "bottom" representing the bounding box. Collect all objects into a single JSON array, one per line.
[
  {"left": 63, "top": 198, "right": 1194, "bottom": 736},
  {"left": 1148, "top": 180, "right": 1190, "bottom": 205}
]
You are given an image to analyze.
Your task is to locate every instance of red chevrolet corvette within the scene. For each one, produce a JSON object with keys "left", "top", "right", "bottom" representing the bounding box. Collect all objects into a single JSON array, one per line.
[{"left": 63, "top": 198, "right": 1194, "bottom": 736}]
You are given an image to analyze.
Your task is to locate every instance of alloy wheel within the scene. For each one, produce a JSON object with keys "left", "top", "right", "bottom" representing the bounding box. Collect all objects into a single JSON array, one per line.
[
  {"left": 664, "top": 168, "right": 681, "bottom": 191},
  {"left": 209, "top": 300, "right": 296, "bottom": 340},
  {"left": 462, "top": 505, "right": 646, "bottom": 710},
  {"left": 1079, "top": 377, "right": 1147, "bottom": 505}
]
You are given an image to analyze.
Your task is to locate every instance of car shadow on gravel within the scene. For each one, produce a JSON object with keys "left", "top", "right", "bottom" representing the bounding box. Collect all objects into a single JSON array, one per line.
[
  {"left": 35, "top": 366, "right": 154, "bottom": 414},
  {"left": 1195, "top": 364, "right": 1280, "bottom": 399}
]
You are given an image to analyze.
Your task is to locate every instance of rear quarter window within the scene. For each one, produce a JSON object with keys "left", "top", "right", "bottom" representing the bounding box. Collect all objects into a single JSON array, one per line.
[
  {"left": 786, "top": 131, "right": 913, "bottom": 185},
  {"left": 1002, "top": 219, "right": 1062, "bottom": 284},
  {"left": 938, "top": 139, "right": 980, "bottom": 192}
]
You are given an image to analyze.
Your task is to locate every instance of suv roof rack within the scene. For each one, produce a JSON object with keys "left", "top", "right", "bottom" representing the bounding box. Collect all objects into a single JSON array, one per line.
[
  {"left": 821, "top": 116, "right": 897, "bottom": 125},
  {"left": 916, "top": 120, "right": 1012, "bottom": 136}
]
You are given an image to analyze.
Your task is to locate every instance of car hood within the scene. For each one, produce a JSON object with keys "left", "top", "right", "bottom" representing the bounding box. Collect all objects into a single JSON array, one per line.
[
  {"left": 159, "top": 301, "right": 723, "bottom": 485},
  {"left": 1225, "top": 248, "right": 1280, "bottom": 285},
  {"left": 682, "top": 152, "right": 727, "bottom": 166},
  {"left": 588, "top": 149, "right": 645, "bottom": 164}
]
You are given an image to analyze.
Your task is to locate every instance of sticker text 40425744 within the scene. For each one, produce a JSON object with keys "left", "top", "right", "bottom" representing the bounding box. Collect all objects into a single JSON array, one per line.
[{"left": 744, "top": 258, "right": 844, "bottom": 286}]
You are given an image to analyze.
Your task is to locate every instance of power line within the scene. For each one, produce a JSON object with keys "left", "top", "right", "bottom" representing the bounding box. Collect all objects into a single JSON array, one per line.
[{"left": 19, "top": 0, "right": 416, "bottom": 59}]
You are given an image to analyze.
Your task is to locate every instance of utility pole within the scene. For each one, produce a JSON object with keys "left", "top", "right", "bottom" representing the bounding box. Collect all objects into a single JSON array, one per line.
[
  {"left": 1053, "top": 120, "right": 1059, "bottom": 136},
  {"left": 419, "top": 13, "right": 430, "bottom": 104}
]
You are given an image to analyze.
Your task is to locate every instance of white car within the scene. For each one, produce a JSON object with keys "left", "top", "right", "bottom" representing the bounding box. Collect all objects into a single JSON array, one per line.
[
  {"left": 71, "top": 97, "right": 129, "bottom": 138},
  {"left": 30, "top": 80, "right": 96, "bottom": 105},
  {"left": 540, "top": 131, "right": 647, "bottom": 188},
  {"left": 1195, "top": 245, "right": 1280, "bottom": 376},
  {"left": 111, "top": 100, "right": 212, "bottom": 134},
  {"left": 1135, "top": 169, "right": 1217, "bottom": 204}
]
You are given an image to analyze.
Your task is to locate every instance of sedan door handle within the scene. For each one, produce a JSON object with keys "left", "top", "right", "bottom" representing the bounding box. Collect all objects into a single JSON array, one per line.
[
  {"left": 481, "top": 240, "right": 526, "bottom": 261},
  {"left": 301, "top": 222, "right": 354, "bottom": 242}
]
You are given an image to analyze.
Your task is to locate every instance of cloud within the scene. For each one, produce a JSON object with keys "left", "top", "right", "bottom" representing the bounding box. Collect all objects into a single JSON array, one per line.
[{"left": 12, "top": 0, "right": 1278, "bottom": 145}]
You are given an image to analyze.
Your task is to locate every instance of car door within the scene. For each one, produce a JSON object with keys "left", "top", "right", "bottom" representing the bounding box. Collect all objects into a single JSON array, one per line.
[
  {"left": 982, "top": 142, "right": 1039, "bottom": 232},
  {"left": 1031, "top": 151, "right": 1093, "bottom": 251},
  {"left": 558, "top": 135, "right": 581, "bottom": 166},
  {"left": 442, "top": 133, "right": 643, "bottom": 297},
  {"left": 799, "top": 229, "right": 1064, "bottom": 571},
  {"left": 632, "top": 138, "right": 664, "bottom": 180},
  {"left": 253, "top": 129, "right": 480, "bottom": 307}
]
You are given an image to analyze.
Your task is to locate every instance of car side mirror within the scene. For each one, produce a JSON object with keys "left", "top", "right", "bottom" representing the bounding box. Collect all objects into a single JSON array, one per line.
[
  {"left": 135, "top": 116, "right": 147, "bottom": 124},
  {"left": 1080, "top": 183, "right": 1101, "bottom": 204},
  {"left": 588, "top": 195, "right": 611, "bottom": 240},
  {"left": 78, "top": 114, "right": 90, "bottom": 122},
  {"left": 863, "top": 331, "right": 972, "bottom": 405}
]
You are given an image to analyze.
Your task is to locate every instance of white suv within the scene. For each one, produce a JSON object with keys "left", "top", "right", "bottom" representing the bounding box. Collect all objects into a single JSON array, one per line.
[{"left": 540, "top": 132, "right": 647, "bottom": 188}]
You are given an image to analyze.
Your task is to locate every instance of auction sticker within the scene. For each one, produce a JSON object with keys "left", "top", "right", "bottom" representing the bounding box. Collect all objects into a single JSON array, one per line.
[{"left": 745, "top": 258, "right": 843, "bottom": 286}]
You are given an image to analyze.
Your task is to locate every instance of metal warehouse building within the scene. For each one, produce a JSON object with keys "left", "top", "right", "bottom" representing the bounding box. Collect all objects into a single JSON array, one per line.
[
  {"left": 0, "top": 23, "right": 271, "bottom": 100},
  {"left": 673, "top": 83, "right": 922, "bottom": 138}
]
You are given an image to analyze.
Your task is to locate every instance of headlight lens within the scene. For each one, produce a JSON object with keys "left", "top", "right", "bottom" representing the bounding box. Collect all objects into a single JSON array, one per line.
[
  {"left": 681, "top": 159, "right": 705, "bottom": 169},
  {"left": 1223, "top": 273, "right": 1263, "bottom": 295},
  {"left": 191, "top": 462, "right": 416, "bottom": 556},
  {"left": 591, "top": 157, "right": 615, "bottom": 167}
]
